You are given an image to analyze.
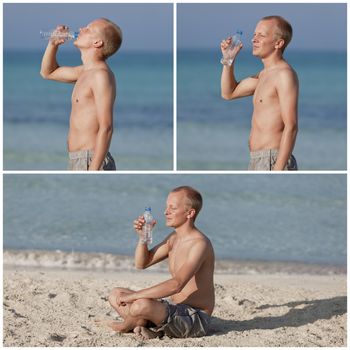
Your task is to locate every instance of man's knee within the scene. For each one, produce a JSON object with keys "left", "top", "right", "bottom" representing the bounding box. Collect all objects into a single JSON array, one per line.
[
  {"left": 129, "top": 299, "right": 153, "bottom": 317},
  {"left": 108, "top": 287, "right": 123, "bottom": 307}
]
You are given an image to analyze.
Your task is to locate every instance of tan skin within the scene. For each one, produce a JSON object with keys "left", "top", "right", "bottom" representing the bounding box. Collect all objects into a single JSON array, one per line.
[
  {"left": 40, "top": 19, "right": 116, "bottom": 170},
  {"left": 221, "top": 19, "right": 298, "bottom": 170},
  {"left": 96, "top": 190, "right": 215, "bottom": 338}
]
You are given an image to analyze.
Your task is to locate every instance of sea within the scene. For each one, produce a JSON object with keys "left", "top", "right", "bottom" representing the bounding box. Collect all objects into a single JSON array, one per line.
[
  {"left": 3, "top": 49, "right": 173, "bottom": 170},
  {"left": 177, "top": 49, "right": 347, "bottom": 170},
  {"left": 3, "top": 174, "right": 346, "bottom": 273},
  {"left": 4, "top": 49, "right": 346, "bottom": 171}
]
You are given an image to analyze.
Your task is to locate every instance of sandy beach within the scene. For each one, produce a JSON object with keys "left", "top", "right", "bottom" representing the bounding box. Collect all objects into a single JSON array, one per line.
[{"left": 3, "top": 250, "right": 347, "bottom": 347}]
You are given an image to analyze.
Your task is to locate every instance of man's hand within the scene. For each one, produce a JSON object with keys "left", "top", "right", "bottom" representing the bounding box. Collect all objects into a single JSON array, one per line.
[
  {"left": 117, "top": 291, "right": 135, "bottom": 306},
  {"left": 133, "top": 216, "right": 156, "bottom": 239},
  {"left": 49, "top": 25, "right": 70, "bottom": 46},
  {"left": 220, "top": 36, "right": 243, "bottom": 63}
]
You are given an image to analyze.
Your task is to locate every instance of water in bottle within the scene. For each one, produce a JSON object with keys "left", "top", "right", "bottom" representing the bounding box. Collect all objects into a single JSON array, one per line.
[
  {"left": 231, "top": 30, "right": 243, "bottom": 48},
  {"left": 40, "top": 30, "right": 79, "bottom": 42},
  {"left": 142, "top": 207, "right": 154, "bottom": 244},
  {"left": 221, "top": 30, "right": 243, "bottom": 66}
]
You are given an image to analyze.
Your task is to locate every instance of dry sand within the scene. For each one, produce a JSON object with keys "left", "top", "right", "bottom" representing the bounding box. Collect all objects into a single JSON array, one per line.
[{"left": 3, "top": 266, "right": 347, "bottom": 347}]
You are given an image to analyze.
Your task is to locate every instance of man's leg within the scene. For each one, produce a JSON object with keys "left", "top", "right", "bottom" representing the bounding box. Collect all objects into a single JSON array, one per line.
[
  {"left": 97, "top": 287, "right": 168, "bottom": 337},
  {"left": 129, "top": 298, "right": 168, "bottom": 339},
  {"left": 96, "top": 287, "right": 147, "bottom": 333}
]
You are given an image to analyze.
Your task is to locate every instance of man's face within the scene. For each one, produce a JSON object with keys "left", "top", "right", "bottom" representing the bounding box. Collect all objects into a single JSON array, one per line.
[
  {"left": 252, "top": 20, "right": 279, "bottom": 58},
  {"left": 74, "top": 20, "right": 104, "bottom": 48},
  {"left": 164, "top": 191, "right": 192, "bottom": 228}
]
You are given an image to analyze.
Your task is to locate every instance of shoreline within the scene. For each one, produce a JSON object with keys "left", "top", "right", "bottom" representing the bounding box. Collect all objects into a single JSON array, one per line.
[
  {"left": 4, "top": 265, "right": 346, "bottom": 347},
  {"left": 4, "top": 248, "right": 346, "bottom": 276}
]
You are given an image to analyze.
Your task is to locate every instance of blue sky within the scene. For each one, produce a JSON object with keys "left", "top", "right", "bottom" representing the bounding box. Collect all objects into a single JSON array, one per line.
[
  {"left": 3, "top": 3, "right": 347, "bottom": 51},
  {"left": 177, "top": 3, "right": 347, "bottom": 51},
  {"left": 3, "top": 3, "right": 173, "bottom": 51}
]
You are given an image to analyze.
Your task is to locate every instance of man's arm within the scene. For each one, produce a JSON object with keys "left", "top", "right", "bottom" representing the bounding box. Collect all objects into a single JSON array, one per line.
[
  {"left": 220, "top": 37, "right": 258, "bottom": 100},
  {"left": 134, "top": 215, "right": 172, "bottom": 269},
  {"left": 40, "top": 26, "right": 83, "bottom": 83},
  {"left": 221, "top": 66, "right": 259, "bottom": 100},
  {"left": 88, "top": 70, "right": 116, "bottom": 170},
  {"left": 273, "top": 69, "right": 299, "bottom": 170},
  {"left": 120, "top": 240, "right": 208, "bottom": 303}
]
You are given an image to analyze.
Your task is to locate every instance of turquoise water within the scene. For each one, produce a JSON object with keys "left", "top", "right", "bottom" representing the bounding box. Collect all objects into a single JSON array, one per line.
[
  {"left": 3, "top": 49, "right": 173, "bottom": 170},
  {"left": 177, "top": 49, "right": 347, "bottom": 170},
  {"left": 3, "top": 174, "right": 346, "bottom": 266}
]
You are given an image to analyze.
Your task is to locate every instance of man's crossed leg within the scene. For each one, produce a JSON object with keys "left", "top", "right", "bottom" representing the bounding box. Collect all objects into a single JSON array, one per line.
[{"left": 96, "top": 287, "right": 167, "bottom": 339}]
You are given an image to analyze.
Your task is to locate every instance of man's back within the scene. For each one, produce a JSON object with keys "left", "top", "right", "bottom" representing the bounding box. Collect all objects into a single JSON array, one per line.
[{"left": 167, "top": 230, "right": 215, "bottom": 315}]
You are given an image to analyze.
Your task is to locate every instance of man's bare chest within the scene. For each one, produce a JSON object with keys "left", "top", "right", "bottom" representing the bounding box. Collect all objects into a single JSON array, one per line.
[
  {"left": 253, "top": 74, "right": 278, "bottom": 105},
  {"left": 72, "top": 76, "right": 93, "bottom": 103}
]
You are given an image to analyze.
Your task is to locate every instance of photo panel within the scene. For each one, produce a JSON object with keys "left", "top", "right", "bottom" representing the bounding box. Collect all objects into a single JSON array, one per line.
[
  {"left": 177, "top": 3, "right": 346, "bottom": 170},
  {"left": 3, "top": 3, "right": 173, "bottom": 170},
  {"left": 3, "top": 174, "right": 346, "bottom": 346}
]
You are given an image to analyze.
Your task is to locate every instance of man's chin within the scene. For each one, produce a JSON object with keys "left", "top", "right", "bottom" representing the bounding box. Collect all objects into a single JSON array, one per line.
[{"left": 166, "top": 221, "right": 176, "bottom": 228}]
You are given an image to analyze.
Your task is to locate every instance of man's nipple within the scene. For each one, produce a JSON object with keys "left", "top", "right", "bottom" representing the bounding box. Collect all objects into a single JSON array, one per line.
[{"left": 75, "top": 98, "right": 79, "bottom": 103}]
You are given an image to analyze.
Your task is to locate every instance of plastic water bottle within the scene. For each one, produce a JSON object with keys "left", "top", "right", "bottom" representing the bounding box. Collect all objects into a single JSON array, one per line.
[
  {"left": 231, "top": 30, "right": 243, "bottom": 48},
  {"left": 142, "top": 207, "right": 154, "bottom": 244},
  {"left": 40, "top": 30, "right": 79, "bottom": 41},
  {"left": 221, "top": 29, "right": 243, "bottom": 66}
]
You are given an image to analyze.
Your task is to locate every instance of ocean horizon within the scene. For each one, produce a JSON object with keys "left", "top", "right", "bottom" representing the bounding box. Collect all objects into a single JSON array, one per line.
[
  {"left": 3, "top": 49, "right": 173, "bottom": 170},
  {"left": 4, "top": 174, "right": 346, "bottom": 268},
  {"left": 177, "top": 48, "right": 347, "bottom": 170}
]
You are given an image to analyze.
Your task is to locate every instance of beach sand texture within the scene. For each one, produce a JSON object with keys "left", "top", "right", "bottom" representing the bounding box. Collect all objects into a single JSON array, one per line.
[{"left": 4, "top": 265, "right": 346, "bottom": 347}]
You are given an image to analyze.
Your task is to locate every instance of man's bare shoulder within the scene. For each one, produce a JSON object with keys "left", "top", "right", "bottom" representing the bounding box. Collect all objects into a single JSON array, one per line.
[
  {"left": 84, "top": 66, "right": 115, "bottom": 85},
  {"left": 276, "top": 63, "right": 298, "bottom": 81},
  {"left": 186, "top": 230, "right": 213, "bottom": 250}
]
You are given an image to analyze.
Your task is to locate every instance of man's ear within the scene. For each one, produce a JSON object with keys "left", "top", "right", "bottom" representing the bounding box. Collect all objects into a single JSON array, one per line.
[
  {"left": 275, "top": 38, "right": 285, "bottom": 50},
  {"left": 187, "top": 208, "right": 196, "bottom": 219},
  {"left": 93, "top": 40, "right": 103, "bottom": 49}
]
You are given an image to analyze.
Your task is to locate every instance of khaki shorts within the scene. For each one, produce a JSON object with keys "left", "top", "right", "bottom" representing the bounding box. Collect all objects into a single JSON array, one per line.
[
  {"left": 154, "top": 300, "right": 211, "bottom": 338},
  {"left": 248, "top": 149, "right": 298, "bottom": 171},
  {"left": 68, "top": 150, "right": 116, "bottom": 171}
]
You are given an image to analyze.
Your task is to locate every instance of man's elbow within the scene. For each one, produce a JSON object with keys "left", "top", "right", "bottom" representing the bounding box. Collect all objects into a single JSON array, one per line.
[
  {"left": 40, "top": 70, "right": 50, "bottom": 79},
  {"left": 287, "top": 122, "right": 298, "bottom": 136},
  {"left": 135, "top": 262, "right": 146, "bottom": 270},
  {"left": 135, "top": 261, "right": 148, "bottom": 270},
  {"left": 221, "top": 91, "right": 233, "bottom": 100},
  {"left": 171, "top": 279, "right": 184, "bottom": 294},
  {"left": 99, "top": 124, "right": 113, "bottom": 137}
]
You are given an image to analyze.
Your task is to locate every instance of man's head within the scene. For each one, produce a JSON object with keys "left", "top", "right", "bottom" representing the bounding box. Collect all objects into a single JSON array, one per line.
[
  {"left": 252, "top": 16, "right": 292, "bottom": 57},
  {"left": 165, "top": 186, "right": 203, "bottom": 227},
  {"left": 75, "top": 18, "right": 122, "bottom": 59}
]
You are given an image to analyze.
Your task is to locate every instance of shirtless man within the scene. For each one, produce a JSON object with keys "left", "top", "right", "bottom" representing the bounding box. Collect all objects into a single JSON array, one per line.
[
  {"left": 40, "top": 18, "right": 122, "bottom": 170},
  {"left": 221, "top": 15, "right": 298, "bottom": 170},
  {"left": 101, "top": 186, "right": 215, "bottom": 339}
]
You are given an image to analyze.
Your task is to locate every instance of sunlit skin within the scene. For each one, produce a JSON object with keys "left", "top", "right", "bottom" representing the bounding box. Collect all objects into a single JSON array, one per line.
[
  {"left": 40, "top": 19, "right": 118, "bottom": 170},
  {"left": 96, "top": 190, "right": 215, "bottom": 339},
  {"left": 221, "top": 19, "right": 298, "bottom": 170}
]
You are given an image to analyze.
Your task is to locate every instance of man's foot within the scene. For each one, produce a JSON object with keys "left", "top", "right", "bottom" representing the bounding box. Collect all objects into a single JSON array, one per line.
[
  {"left": 133, "top": 326, "right": 162, "bottom": 339},
  {"left": 95, "top": 318, "right": 124, "bottom": 332}
]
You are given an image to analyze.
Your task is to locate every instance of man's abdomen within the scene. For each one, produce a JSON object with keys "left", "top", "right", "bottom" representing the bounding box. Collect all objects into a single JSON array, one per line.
[
  {"left": 68, "top": 112, "right": 99, "bottom": 152},
  {"left": 249, "top": 112, "right": 284, "bottom": 151}
]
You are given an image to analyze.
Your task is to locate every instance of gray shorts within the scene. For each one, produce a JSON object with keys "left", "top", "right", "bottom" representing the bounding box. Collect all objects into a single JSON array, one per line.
[
  {"left": 248, "top": 149, "right": 298, "bottom": 171},
  {"left": 68, "top": 150, "right": 116, "bottom": 171},
  {"left": 155, "top": 300, "right": 211, "bottom": 338}
]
